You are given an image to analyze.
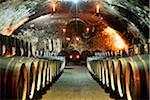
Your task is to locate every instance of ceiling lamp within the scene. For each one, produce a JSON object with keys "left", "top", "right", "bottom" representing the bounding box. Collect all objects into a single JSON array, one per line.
[
  {"left": 52, "top": 3, "right": 56, "bottom": 12},
  {"left": 75, "top": 37, "right": 80, "bottom": 41},
  {"left": 86, "top": 27, "right": 90, "bottom": 33},
  {"left": 62, "top": 28, "right": 66, "bottom": 33},
  {"left": 96, "top": 4, "right": 100, "bottom": 13}
]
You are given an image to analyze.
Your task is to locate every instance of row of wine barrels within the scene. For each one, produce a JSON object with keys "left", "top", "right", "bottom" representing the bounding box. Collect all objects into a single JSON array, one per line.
[
  {"left": 95, "top": 43, "right": 149, "bottom": 58},
  {"left": 34, "top": 59, "right": 63, "bottom": 97},
  {"left": 0, "top": 56, "right": 65, "bottom": 100},
  {"left": 88, "top": 54, "right": 149, "bottom": 100},
  {"left": 0, "top": 34, "right": 61, "bottom": 58},
  {"left": 0, "top": 34, "right": 33, "bottom": 57}
]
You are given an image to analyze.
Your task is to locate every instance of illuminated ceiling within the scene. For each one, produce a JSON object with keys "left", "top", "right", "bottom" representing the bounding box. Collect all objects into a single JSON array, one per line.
[{"left": 0, "top": 0, "right": 149, "bottom": 52}]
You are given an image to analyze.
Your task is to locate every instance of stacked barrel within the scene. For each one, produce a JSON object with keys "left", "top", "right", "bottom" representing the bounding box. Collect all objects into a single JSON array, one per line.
[
  {"left": 0, "top": 34, "right": 32, "bottom": 57},
  {"left": 0, "top": 34, "right": 66, "bottom": 100},
  {"left": 87, "top": 43, "right": 149, "bottom": 100}
]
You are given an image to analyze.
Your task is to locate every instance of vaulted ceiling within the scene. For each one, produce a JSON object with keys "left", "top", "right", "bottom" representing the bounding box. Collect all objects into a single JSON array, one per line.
[{"left": 0, "top": 0, "right": 149, "bottom": 52}]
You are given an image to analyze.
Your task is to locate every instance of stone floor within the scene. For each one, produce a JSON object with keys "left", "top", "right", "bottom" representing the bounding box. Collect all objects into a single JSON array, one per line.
[{"left": 41, "top": 65, "right": 113, "bottom": 100}]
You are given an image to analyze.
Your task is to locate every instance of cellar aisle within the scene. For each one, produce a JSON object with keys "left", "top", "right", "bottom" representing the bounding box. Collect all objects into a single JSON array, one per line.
[{"left": 42, "top": 65, "right": 113, "bottom": 100}]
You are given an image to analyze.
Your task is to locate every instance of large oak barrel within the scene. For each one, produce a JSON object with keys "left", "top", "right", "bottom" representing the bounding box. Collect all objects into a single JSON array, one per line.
[
  {"left": 48, "top": 61, "right": 53, "bottom": 83},
  {"left": 95, "top": 61, "right": 102, "bottom": 81},
  {"left": 31, "top": 59, "right": 43, "bottom": 93},
  {"left": 104, "top": 58, "right": 112, "bottom": 91},
  {"left": 0, "top": 57, "right": 27, "bottom": 100},
  {"left": 36, "top": 59, "right": 45, "bottom": 91},
  {"left": 1, "top": 36, "right": 7, "bottom": 56},
  {"left": 10, "top": 37, "right": 17, "bottom": 56},
  {"left": 41, "top": 59, "right": 47, "bottom": 89},
  {"left": 57, "top": 60, "right": 62, "bottom": 74},
  {"left": 101, "top": 60, "right": 106, "bottom": 86},
  {"left": 21, "top": 57, "right": 36, "bottom": 99},
  {"left": 4, "top": 36, "right": 12, "bottom": 56},
  {"left": 89, "top": 60, "right": 103, "bottom": 83},
  {"left": 109, "top": 58, "right": 120, "bottom": 97},
  {"left": 103, "top": 59, "right": 110, "bottom": 88},
  {"left": 117, "top": 57, "right": 131, "bottom": 98},
  {"left": 125, "top": 54, "right": 149, "bottom": 100},
  {"left": 56, "top": 60, "right": 60, "bottom": 75},
  {"left": 2, "top": 44, "right": 6, "bottom": 56},
  {"left": 90, "top": 60, "right": 97, "bottom": 77},
  {"left": 49, "top": 60, "right": 58, "bottom": 82},
  {"left": 99, "top": 61, "right": 103, "bottom": 82},
  {"left": 50, "top": 61, "right": 56, "bottom": 81},
  {"left": 46, "top": 61, "right": 50, "bottom": 85},
  {"left": 41, "top": 60, "right": 48, "bottom": 89}
]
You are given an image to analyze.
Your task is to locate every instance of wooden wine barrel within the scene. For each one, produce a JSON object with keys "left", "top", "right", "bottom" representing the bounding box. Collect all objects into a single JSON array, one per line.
[
  {"left": 109, "top": 59, "right": 119, "bottom": 92},
  {"left": 54, "top": 60, "right": 57, "bottom": 80},
  {"left": 31, "top": 59, "right": 43, "bottom": 93},
  {"left": 53, "top": 60, "right": 58, "bottom": 79},
  {"left": 104, "top": 58, "right": 112, "bottom": 90},
  {"left": 0, "top": 57, "right": 27, "bottom": 100},
  {"left": 10, "top": 37, "right": 17, "bottom": 56},
  {"left": 48, "top": 61, "right": 53, "bottom": 83},
  {"left": 95, "top": 61, "right": 102, "bottom": 82},
  {"left": 0, "top": 35, "right": 7, "bottom": 56},
  {"left": 3, "top": 36, "right": 12, "bottom": 56},
  {"left": 35, "top": 59, "right": 47, "bottom": 91},
  {"left": 99, "top": 61, "right": 103, "bottom": 82},
  {"left": 95, "top": 61, "right": 102, "bottom": 81},
  {"left": 90, "top": 61, "right": 97, "bottom": 76},
  {"left": 20, "top": 57, "right": 36, "bottom": 99},
  {"left": 20, "top": 40, "right": 25, "bottom": 56},
  {"left": 46, "top": 61, "right": 50, "bottom": 85},
  {"left": 90, "top": 60, "right": 102, "bottom": 82},
  {"left": 103, "top": 59, "right": 110, "bottom": 88},
  {"left": 117, "top": 57, "right": 128, "bottom": 98},
  {"left": 2, "top": 44, "right": 6, "bottom": 56},
  {"left": 107, "top": 59, "right": 112, "bottom": 89},
  {"left": 125, "top": 54, "right": 149, "bottom": 100},
  {"left": 49, "top": 60, "right": 57, "bottom": 82},
  {"left": 56, "top": 60, "right": 60, "bottom": 75},
  {"left": 101, "top": 60, "right": 106, "bottom": 86},
  {"left": 57, "top": 60, "right": 62, "bottom": 74},
  {"left": 45, "top": 60, "right": 50, "bottom": 86},
  {"left": 116, "top": 55, "right": 139, "bottom": 99},
  {"left": 41, "top": 60, "right": 48, "bottom": 89}
]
